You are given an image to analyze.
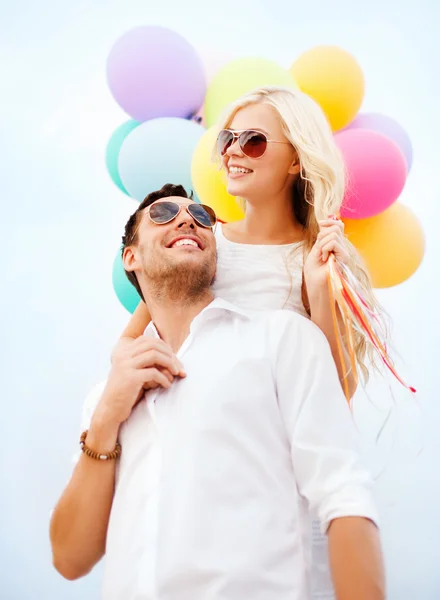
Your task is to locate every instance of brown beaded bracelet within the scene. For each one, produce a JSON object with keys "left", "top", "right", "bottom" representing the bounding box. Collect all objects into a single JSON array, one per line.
[{"left": 79, "top": 430, "right": 122, "bottom": 461}]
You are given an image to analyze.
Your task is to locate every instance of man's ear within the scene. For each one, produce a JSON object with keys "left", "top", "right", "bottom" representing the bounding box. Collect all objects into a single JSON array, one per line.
[{"left": 122, "top": 246, "right": 138, "bottom": 273}]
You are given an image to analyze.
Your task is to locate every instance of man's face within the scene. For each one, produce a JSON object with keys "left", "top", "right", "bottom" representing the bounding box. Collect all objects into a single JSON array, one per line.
[{"left": 124, "top": 196, "right": 217, "bottom": 300}]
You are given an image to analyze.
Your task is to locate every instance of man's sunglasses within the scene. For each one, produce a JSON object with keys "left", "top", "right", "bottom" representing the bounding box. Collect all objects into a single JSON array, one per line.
[
  {"left": 217, "top": 129, "right": 290, "bottom": 159},
  {"left": 146, "top": 201, "right": 217, "bottom": 229}
]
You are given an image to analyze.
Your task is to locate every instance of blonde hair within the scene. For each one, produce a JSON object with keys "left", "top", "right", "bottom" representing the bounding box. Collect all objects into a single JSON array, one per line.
[{"left": 214, "top": 85, "right": 388, "bottom": 382}]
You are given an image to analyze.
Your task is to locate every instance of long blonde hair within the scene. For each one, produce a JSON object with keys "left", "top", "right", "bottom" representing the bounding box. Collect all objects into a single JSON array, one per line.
[{"left": 215, "top": 85, "right": 387, "bottom": 382}]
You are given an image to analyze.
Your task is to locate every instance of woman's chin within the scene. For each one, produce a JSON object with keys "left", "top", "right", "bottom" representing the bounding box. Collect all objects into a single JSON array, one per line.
[{"left": 227, "top": 179, "right": 251, "bottom": 198}]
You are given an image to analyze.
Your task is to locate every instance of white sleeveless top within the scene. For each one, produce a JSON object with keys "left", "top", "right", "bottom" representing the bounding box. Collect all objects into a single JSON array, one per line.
[{"left": 212, "top": 225, "right": 309, "bottom": 319}]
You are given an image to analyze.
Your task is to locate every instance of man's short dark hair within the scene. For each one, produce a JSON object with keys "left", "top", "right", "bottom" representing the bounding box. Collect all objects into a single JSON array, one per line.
[{"left": 121, "top": 184, "right": 193, "bottom": 301}]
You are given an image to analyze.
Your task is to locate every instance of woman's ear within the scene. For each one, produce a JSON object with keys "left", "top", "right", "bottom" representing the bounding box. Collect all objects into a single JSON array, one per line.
[{"left": 288, "top": 157, "right": 301, "bottom": 176}]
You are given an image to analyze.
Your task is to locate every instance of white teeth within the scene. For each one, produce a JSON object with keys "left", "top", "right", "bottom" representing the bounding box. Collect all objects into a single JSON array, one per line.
[
  {"left": 229, "top": 166, "right": 252, "bottom": 174},
  {"left": 172, "top": 238, "right": 198, "bottom": 248}
]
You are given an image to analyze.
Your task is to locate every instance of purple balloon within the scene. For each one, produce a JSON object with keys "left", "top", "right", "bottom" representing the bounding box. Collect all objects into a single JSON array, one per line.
[
  {"left": 345, "top": 112, "right": 413, "bottom": 171},
  {"left": 107, "top": 26, "right": 206, "bottom": 122}
]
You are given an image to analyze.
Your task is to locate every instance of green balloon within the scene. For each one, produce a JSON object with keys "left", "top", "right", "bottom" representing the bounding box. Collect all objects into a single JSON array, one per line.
[
  {"left": 106, "top": 120, "right": 139, "bottom": 195},
  {"left": 112, "top": 249, "right": 141, "bottom": 313},
  {"left": 204, "top": 57, "right": 296, "bottom": 127}
]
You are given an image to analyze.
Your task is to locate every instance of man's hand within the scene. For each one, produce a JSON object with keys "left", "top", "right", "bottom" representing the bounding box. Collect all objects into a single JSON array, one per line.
[{"left": 97, "top": 336, "right": 186, "bottom": 427}]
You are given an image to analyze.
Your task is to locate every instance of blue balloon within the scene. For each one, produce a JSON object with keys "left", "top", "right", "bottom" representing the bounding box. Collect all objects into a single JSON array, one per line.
[
  {"left": 112, "top": 249, "right": 141, "bottom": 314},
  {"left": 105, "top": 120, "right": 139, "bottom": 195},
  {"left": 118, "top": 117, "right": 205, "bottom": 201}
]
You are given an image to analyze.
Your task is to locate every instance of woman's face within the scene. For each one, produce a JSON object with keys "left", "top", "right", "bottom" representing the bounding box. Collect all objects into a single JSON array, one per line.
[{"left": 221, "top": 103, "right": 300, "bottom": 201}]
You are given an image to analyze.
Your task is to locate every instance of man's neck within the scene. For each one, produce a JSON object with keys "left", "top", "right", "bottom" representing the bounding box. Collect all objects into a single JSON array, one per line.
[{"left": 145, "top": 290, "right": 215, "bottom": 353}]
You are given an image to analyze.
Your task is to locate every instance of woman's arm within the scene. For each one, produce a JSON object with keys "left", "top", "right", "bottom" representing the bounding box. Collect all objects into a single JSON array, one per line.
[
  {"left": 112, "top": 301, "right": 152, "bottom": 361},
  {"left": 304, "top": 217, "right": 358, "bottom": 398},
  {"left": 121, "top": 301, "right": 151, "bottom": 339}
]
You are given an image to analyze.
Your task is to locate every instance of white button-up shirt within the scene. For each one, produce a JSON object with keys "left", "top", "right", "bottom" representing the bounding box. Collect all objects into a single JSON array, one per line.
[{"left": 81, "top": 298, "right": 378, "bottom": 600}]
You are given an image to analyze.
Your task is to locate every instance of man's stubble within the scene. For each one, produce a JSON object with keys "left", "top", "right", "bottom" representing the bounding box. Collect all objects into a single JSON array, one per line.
[{"left": 141, "top": 245, "right": 217, "bottom": 306}]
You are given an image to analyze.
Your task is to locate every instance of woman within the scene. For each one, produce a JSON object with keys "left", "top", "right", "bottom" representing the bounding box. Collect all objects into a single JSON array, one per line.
[{"left": 114, "top": 85, "right": 380, "bottom": 395}]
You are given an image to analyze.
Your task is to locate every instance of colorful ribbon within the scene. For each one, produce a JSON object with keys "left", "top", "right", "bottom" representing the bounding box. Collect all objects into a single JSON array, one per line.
[{"left": 326, "top": 254, "right": 416, "bottom": 402}]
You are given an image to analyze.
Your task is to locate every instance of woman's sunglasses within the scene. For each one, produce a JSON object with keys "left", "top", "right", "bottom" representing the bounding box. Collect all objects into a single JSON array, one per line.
[
  {"left": 146, "top": 201, "right": 217, "bottom": 229},
  {"left": 217, "top": 129, "right": 290, "bottom": 159}
]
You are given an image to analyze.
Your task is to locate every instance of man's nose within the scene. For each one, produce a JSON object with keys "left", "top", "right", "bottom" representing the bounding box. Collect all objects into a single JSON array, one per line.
[
  {"left": 177, "top": 220, "right": 195, "bottom": 229},
  {"left": 175, "top": 208, "right": 196, "bottom": 229}
]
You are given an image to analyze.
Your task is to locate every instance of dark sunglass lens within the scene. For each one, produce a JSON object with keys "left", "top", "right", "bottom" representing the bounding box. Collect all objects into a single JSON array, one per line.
[
  {"left": 149, "top": 201, "right": 179, "bottom": 224},
  {"left": 217, "top": 130, "right": 234, "bottom": 155},
  {"left": 188, "top": 204, "right": 216, "bottom": 227},
  {"left": 241, "top": 131, "right": 267, "bottom": 158}
]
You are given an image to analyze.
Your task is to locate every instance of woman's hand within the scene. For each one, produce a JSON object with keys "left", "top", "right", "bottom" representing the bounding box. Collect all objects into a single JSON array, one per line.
[
  {"left": 303, "top": 216, "right": 358, "bottom": 398},
  {"left": 304, "top": 216, "right": 349, "bottom": 297}
]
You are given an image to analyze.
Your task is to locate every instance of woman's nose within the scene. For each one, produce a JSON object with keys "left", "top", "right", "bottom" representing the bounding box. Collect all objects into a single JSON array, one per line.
[{"left": 226, "top": 136, "right": 243, "bottom": 156}]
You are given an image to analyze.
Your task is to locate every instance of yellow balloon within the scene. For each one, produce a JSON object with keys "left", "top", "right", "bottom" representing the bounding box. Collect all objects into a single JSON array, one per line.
[
  {"left": 290, "top": 46, "right": 364, "bottom": 131},
  {"left": 204, "top": 57, "right": 296, "bottom": 128},
  {"left": 191, "top": 126, "right": 244, "bottom": 223},
  {"left": 343, "top": 203, "right": 425, "bottom": 288}
]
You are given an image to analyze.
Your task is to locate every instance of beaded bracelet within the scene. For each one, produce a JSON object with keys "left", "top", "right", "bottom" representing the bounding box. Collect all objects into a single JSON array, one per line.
[{"left": 79, "top": 430, "right": 122, "bottom": 461}]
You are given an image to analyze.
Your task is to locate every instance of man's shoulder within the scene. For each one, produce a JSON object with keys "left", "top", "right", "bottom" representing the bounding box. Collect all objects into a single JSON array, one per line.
[
  {"left": 249, "top": 308, "right": 316, "bottom": 331},
  {"left": 213, "top": 298, "right": 311, "bottom": 329},
  {"left": 207, "top": 299, "right": 329, "bottom": 350},
  {"left": 243, "top": 308, "right": 331, "bottom": 352}
]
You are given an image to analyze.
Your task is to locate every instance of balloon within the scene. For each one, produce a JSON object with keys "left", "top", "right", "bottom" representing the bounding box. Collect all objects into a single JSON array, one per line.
[
  {"left": 335, "top": 129, "right": 408, "bottom": 219},
  {"left": 344, "top": 112, "right": 413, "bottom": 171},
  {"left": 119, "top": 118, "right": 205, "bottom": 202},
  {"left": 112, "top": 249, "right": 141, "bottom": 313},
  {"left": 106, "top": 26, "right": 206, "bottom": 122},
  {"left": 191, "top": 127, "right": 244, "bottom": 222},
  {"left": 105, "top": 120, "right": 139, "bottom": 195},
  {"left": 191, "top": 51, "right": 235, "bottom": 126},
  {"left": 343, "top": 203, "right": 425, "bottom": 288},
  {"left": 191, "top": 107, "right": 205, "bottom": 127},
  {"left": 290, "top": 46, "right": 364, "bottom": 131},
  {"left": 204, "top": 57, "right": 296, "bottom": 127},
  {"left": 202, "top": 50, "right": 236, "bottom": 83}
]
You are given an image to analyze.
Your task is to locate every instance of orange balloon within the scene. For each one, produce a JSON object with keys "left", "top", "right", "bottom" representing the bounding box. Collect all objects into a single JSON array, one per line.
[{"left": 343, "top": 203, "right": 425, "bottom": 288}]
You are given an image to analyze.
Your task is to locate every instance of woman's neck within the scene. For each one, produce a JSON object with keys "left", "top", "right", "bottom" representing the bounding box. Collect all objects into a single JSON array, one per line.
[{"left": 227, "top": 194, "right": 304, "bottom": 245}]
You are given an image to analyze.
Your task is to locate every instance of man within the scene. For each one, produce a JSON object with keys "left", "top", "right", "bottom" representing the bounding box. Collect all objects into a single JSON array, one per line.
[{"left": 50, "top": 184, "right": 385, "bottom": 600}]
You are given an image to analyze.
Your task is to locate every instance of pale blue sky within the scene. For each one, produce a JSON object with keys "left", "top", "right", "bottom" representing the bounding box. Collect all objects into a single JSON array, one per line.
[{"left": 1, "top": 1, "right": 439, "bottom": 598}]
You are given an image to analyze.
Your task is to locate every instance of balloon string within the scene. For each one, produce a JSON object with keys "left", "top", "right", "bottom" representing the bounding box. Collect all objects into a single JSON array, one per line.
[
  {"left": 327, "top": 254, "right": 416, "bottom": 395},
  {"left": 327, "top": 255, "right": 353, "bottom": 403},
  {"left": 339, "top": 271, "right": 413, "bottom": 390}
]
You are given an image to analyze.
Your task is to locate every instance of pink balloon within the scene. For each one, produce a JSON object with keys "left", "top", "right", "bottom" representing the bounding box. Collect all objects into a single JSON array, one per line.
[
  {"left": 335, "top": 129, "right": 408, "bottom": 219},
  {"left": 344, "top": 112, "right": 413, "bottom": 171}
]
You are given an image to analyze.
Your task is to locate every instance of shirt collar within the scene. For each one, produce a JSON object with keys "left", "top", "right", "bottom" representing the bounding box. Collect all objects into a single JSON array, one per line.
[{"left": 143, "top": 297, "right": 250, "bottom": 338}]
